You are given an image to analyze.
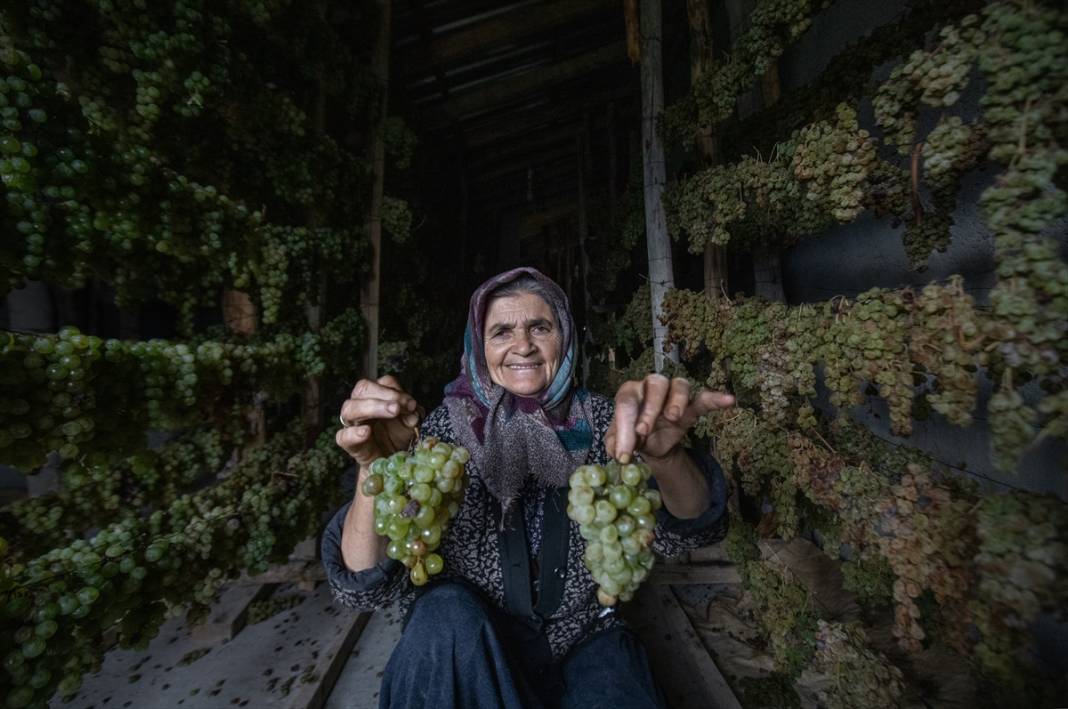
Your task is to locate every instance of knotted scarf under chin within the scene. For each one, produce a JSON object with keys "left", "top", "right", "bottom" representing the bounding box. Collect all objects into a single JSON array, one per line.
[{"left": 445, "top": 386, "right": 592, "bottom": 528}]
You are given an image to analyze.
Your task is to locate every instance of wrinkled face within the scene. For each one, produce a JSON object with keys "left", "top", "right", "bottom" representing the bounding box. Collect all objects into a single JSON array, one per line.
[{"left": 483, "top": 292, "right": 562, "bottom": 397}]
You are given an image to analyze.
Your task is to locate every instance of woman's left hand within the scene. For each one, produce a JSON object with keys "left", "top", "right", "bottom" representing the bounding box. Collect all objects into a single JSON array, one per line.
[{"left": 605, "top": 374, "right": 734, "bottom": 463}]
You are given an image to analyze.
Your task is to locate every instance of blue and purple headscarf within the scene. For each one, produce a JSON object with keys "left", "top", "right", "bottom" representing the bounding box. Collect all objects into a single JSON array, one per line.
[{"left": 444, "top": 267, "right": 592, "bottom": 519}]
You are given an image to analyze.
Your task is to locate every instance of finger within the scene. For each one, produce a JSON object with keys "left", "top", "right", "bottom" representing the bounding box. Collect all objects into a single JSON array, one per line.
[
  {"left": 401, "top": 404, "right": 426, "bottom": 429},
  {"left": 377, "top": 375, "right": 417, "bottom": 412},
  {"left": 636, "top": 374, "right": 670, "bottom": 437},
  {"left": 612, "top": 382, "right": 642, "bottom": 463},
  {"left": 349, "top": 378, "right": 417, "bottom": 413},
  {"left": 336, "top": 424, "right": 372, "bottom": 455},
  {"left": 677, "top": 390, "right": 735, "bottom": 429},
  {"left": 663, "top": 377, "right": 691, "bottom": 423},
  {"left": 382, "top": 417, "right": 417, "bottom": 451},
  {"left": 341, "top": 396, "right": 402, "bottom": 424},
  {"left": 603, "top": 426, "right": 618, "bottom": 462}
]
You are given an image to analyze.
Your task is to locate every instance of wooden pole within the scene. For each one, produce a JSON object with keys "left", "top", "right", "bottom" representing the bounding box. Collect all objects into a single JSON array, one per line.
[
  {"left": 639, "top": 0, "right": 678, "bottom": 372},
  {"left": 360, "top": 0, "right": 392, "bottom": 381},
  {"left": 752, "top": 62, "right": 785, "bottom": 302},
  {"left": 687, "top": 0, "right": 729, "bottom": 303},
  {"left": 607, "top": 100, "right": 618, "bottom": 226},
  {"left": 723, "top": 0, "right": 785, "bottom": 302},
  {"left": 576, "top": 113, "right": 594, "bottom": 389},
  {"left": 624, "top": 0, "right": 641, "bottom": 65}
]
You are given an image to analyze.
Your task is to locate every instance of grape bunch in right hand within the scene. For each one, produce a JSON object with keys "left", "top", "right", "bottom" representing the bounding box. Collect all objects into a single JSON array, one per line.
[{"left": 336, "top": 375, "right": 422, "bottom": 467}]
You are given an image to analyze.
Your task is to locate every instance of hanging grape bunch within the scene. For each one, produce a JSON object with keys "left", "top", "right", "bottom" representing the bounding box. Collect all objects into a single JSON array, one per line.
[
  {"left": 567, "top": 461, "right": 660, "bottom": 606},
  {"left": 361, "top": 437, "right": 470, "bottom": 586}
]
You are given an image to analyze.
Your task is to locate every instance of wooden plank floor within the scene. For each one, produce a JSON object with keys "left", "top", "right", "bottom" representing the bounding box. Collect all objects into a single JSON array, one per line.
[
  {"left": 69, "top": 584, "right": 367, "bottom": 709},
  {"left": 324, "top": 606, "right": 405, "bottom": 709},
  {"left": 624, "top": 583, "right": 743, "bottom": 709},
  {"left": 66, "top": 559, "right": 743, "bottom": 709}
]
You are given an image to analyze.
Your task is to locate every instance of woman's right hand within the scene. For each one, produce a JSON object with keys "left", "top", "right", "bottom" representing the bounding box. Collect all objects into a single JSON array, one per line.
[{"left": 336, "top": 375, "right": 421, "bottom": 467}]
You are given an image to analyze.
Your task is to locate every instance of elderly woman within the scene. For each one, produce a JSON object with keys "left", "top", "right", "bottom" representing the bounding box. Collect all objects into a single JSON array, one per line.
[{"left": 322, "top": 267, "right": 732, "bottom": 709}]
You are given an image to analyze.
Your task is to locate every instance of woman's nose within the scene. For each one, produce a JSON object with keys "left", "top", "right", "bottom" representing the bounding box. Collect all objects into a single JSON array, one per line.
[{"left": 514, "top": 331, "right": 536, "bottom": 354}]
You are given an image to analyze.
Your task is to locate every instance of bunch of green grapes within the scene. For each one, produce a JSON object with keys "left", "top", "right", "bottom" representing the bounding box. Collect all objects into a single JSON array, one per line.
[
  {"left": 361, "top": 437, "right": 470, "bottom": 587},
  {"left": 0, "top": 429, "right": 347, "bottom": 708},
  {"left": 872, "top": 15, "right": 983, "bottom": 153},
  {"left": 987, "top": 372, "right": 1037, "bottom": 473},
  {"left": 685, "top": 0, "right": 831, "bottom": 129},
  {"left": 659, "top": 287, "right": 729, "bottom": 359},
  {"left": 970, "top": 491, "right": 1068, "bottom": 690},
  {"left": 567, "top": 461, "right": 660, "bottom": 606},
  {"left": 790, "top": 104, "right": 878, "bottom": 222},
  {"left": 812, "top": 620, "right": 905, "bottom": 709},
  {"left": 909, "top": 276, "right": 984, "bottom": 426}
]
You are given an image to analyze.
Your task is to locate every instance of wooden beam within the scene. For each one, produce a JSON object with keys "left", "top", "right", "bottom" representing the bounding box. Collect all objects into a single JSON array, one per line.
[
  {"left": 394, "top": 0, "right": 519, "bottom": 39},
  {"left": 476, "top": 174, "right": 579, "bottom": 212},
  {"left": 420, "top": 42, "right": 627, "bottom": 127},
  {"left": 463, "top": 86, "right": 636, "bottom": 148},
  {"left": 648, "top": 563, "right": 742, "bottom": 585},
  {"left": 640, "top": 0, "right": 678, "bottom": 371},
  {"left": 470, "top": 143, "right": 575, "bottom": 182},
  {"left": 360, "top": 0, "right": 391, "bottom": 381},
  {"left": 624, "top": 584, "right": 744, "bottom": 709},
  {"left": 477, "top": 175, "right": 580, "bottom": 212},
  {"left": 467, "top": 127, "right": 581, "bottom": 171},
  {"left": 653, "top": 586, "right": 744, "bottom": 709},
  {"left": 400, "top": 0, "right": 615, "bottom": 78}
]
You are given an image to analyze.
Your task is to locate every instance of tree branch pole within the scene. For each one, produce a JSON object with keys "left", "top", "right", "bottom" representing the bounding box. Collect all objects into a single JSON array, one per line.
[
  {"left": 687, "top": 0, "right": 728, "bottom": 303},
  {"left": 360, "top": 0, "right": 392, "bottom": 382},
  {"left": 576, "top": 112, "right": 594, "bottom": 388},
  {"left": 639, "top": 0, "right": 679, "bottom": 372}
]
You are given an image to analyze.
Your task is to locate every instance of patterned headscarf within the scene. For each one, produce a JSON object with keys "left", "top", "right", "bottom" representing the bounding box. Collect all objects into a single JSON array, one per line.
[{"left": 444, "top": 267, "right": 592, "bottom": 523}]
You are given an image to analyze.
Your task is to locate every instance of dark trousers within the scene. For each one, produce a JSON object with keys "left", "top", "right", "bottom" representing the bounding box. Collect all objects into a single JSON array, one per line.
[{"left": 379, "top": 582, "right": 666, "bottom": 709}]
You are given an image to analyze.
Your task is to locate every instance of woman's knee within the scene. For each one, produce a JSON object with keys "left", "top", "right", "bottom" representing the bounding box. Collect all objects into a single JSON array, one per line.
[{"left": 406, "top": 582, "right": 492, "bottom": 632}]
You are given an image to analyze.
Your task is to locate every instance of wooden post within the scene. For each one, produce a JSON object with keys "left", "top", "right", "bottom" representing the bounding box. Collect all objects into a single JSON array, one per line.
[
  {"left": 576, "top": 113, "right": 594, "bottom": 389},
  {"left": 360, "top": 0, "right": 392, "bottom": 381},
  {"left": 458, "top": 140, "right": 469, "bottom": 277},
  {"left": 222, "top": 289, "right": 267, "bottom": 446},
  {"left": 724, "top": 0, "right": 786, "bottom": 302},
  {"left": 624, "top": 0, "right": 641, "bottom": 65},
  {"left": 687, "top": 0, "right": 729, "bottom": 303},
  {"left": 752, "top": 63, "right": 785, "bottom": 302},
  {"left": 303, "top": 31, "right": 329, "bottom": 442},
  {"left": 6, "top": 282, "right": 60, "bottom": 495},
  {"left": 639, "top": 0, "right": 679, "bottom": 372},
  {"left": 607, "top": 101, "right": 618, "bottom": 226}
]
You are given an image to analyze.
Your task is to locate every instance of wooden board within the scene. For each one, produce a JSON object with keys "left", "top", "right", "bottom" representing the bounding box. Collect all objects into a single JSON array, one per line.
[
  {"left": 190, "top": 583, "right": 273, "bottom": 645},
  {"left": 70, "top": 584, "right": 369, "bottom": 709},
  {"left": 624, "top": 584, "right": 743, "bottom": 709},
  {"left": 649, "top": 563, "right": 741, "bottom": 586},
  {"left": 324, "top": 606, "right": 406, "bottom": 709}
]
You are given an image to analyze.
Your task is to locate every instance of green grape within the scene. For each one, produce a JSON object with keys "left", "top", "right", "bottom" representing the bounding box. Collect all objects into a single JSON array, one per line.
[
  {"left": 568, "top": 461, "right": 658, "bottom": 606},
  {"left": 361, "top": 437, "right": 469, "bottom": 586},
  {"left": 361, "top": 474, "right": 384, "bottom": 496},
  {"left": 424, "top": 553, "right": 444, "bottom": 576}
]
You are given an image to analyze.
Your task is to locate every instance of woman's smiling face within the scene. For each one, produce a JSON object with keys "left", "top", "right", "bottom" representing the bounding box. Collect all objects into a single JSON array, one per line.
[{"left": 483, "top": 292, "right": 562, "bottom": 397}]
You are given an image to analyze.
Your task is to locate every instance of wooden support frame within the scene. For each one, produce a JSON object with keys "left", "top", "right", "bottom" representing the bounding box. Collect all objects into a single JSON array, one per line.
[
  {"left": 639, "top": 0, "right": 679, "bottom": 371},
  {"left": 400, "top": 0, "right": 615, "bottom": 79},
  {"left": 461, "top": 85, "right": 635, "bottom": 147},
  {"left": 360, "top": 0, "right": 392, "bottom": 381},
  {"left": 421, "top": 42, "right": 627, "bottom": 127}
]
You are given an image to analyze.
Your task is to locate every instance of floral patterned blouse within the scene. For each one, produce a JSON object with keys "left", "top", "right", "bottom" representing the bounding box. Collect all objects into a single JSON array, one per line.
[{"left": 321, "top": 393, "right": 729, "bottom": 661}]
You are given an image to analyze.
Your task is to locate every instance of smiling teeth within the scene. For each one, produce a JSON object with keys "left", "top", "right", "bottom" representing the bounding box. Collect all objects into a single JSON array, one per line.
[{"left": 507, "top": 364, "right": 539, "bottom": 369}]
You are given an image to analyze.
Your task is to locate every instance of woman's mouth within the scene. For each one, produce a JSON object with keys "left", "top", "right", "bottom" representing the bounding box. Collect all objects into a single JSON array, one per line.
[{"left": 506, "top": 363, "right": 541, "bottom": 370}]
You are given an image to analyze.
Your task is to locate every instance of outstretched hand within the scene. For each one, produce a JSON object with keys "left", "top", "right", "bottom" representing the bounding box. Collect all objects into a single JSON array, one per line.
[
  {"left": 335, "top": 375, "right": 422, "bottom": 468},
  {"left": 604, "top": 374, "right": 734, "bottom": 463}
]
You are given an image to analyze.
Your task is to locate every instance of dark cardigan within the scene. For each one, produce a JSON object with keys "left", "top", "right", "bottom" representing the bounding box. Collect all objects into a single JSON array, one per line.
[{"left": 321, "top": 393, "right": 729, "bottom": 660}]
